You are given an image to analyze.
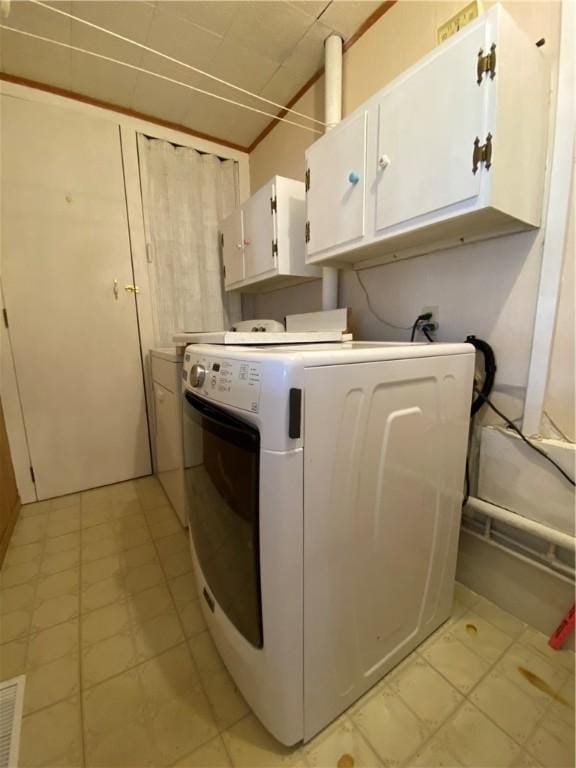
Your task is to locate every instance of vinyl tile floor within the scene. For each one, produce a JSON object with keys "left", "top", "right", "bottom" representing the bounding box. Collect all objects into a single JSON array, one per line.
[{"left": 0, "top": 477, "right": 574, "bottom": 768}]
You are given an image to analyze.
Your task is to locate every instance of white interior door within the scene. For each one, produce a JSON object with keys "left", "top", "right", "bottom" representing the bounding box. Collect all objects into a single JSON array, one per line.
[
  {"left": 243, "top": 181, "right": 276, "bottom": 278},
  {"left": 221, "top": 209, "right": 245, "bottom": 287},
  {"left": 305, "top": 111, "right": 367, "bottom": 256},
  {"left": 1, "top": 96, "right": 151, "bottom": 499},
  {"left": 375, "top": 22, "right": 488, "bottom": 233}
]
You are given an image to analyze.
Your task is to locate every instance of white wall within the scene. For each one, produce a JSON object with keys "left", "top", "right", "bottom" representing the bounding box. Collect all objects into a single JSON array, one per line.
[{"left": 246, "top": 229, "right": 544, "bottom": 421}]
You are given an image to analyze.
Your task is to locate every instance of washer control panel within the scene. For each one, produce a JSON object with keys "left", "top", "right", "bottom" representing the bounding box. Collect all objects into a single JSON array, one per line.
[{"left": 184, "top": 353, "right": 262, "bottom": 413}]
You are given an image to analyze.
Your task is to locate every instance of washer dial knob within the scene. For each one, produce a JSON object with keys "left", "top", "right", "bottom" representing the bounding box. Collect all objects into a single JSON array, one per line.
[{"left": 190, "top": 364, "right": 206, "bottom": 388}]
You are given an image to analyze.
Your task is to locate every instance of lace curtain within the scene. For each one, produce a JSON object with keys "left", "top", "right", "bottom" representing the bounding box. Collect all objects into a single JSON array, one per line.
[{"left": 138, "top": 135, "right": 242, "bottom": 345}]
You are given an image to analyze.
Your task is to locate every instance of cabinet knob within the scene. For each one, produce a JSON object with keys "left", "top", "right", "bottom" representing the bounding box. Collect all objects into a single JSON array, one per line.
[
  {"left": 348, "top": 171, "right": 360, "bottom": 184},
  {"left": 236, "top": 243, "right": 243, "bottom": 250},
  {"left": 378, "top": 155, "right": 391, "bottom": 170},
  {"left": 243, "top": 238, "right": 252, "bottom": 246}
]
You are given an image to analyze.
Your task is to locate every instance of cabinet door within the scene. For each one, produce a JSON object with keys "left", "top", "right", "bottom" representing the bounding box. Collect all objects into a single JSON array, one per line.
[
  {"left": 274, "top": 176, "right": 306, "bottom": 275},
  {"left": 243, "top": 182, "right": 276, "bottom": 278},
  {"left": 221, "top": 209, "right": 245, "bottom": 287},
  {"left": 375, "top": 22, "right": 488, "bottom": 233},
  {"left": 306, "top": 111, "right": 367, "bottom": 256}
]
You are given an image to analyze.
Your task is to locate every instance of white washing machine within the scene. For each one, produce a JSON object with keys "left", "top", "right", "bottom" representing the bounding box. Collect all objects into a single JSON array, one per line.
[{"left": 182, "top": 341, "right": 474, "bottom": 745}]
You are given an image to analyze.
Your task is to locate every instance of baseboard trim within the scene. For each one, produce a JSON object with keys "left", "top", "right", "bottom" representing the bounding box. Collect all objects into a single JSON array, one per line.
[{"left": 457, "top": 528, "right": 575, "bottom": 646}]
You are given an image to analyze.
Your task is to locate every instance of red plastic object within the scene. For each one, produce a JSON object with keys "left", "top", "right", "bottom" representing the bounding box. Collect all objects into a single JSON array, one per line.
[{"left": 548, "top": 604, "right": 575, "bottom": 650}]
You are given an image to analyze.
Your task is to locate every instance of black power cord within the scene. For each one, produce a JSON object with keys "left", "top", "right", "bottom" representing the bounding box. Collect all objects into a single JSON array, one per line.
[
  {"left": 473, "top": 389, "right": 575, "bottom": 488},
  {"left": 415, "top": 329, "right": 575, "bottom": 492},
  {"left": 410, "top": 312, "right": 433, "bottom": 341},
  {"left": 463, "top": 412, "right": 476, "bottom": 506},
  {"left": 466, "top": 335, "right": 497, "bottom": 416}
]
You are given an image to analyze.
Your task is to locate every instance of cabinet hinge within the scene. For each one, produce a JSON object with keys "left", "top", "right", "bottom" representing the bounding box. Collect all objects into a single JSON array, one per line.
[
  {"left": 30, "top": 466, "right": 36, "bottom": 483},
  {"left": 305, "top": 220, "right": 310, "bottom": 244},
  {"left": 472, "top": 133, "right": 493, "bottom": 174},
  {"left": 305, "top": 168, "right": 310, "bottom": 192},
  {"left": 2, "top": 307, "right": 8, "bottom": 329},
  {"left": 272, "top": 240, "right": 278, "bottom": 259},
  {"left": 223, "top": 264, "right": 226, "bottom": 279},
  {"left": 477, "top": 43, "right": 496, "bottom": 84},
  {"left": 219, "top": 232, "right": 224, "bottom": 249},
  {"left": 270, "top": 196, "right": 277, "bottom": 214}
]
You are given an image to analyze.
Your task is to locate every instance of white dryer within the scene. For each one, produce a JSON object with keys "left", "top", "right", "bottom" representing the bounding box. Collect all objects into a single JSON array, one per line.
[{"left": 181, "top": 341, "right": 474, "bottom": 745}]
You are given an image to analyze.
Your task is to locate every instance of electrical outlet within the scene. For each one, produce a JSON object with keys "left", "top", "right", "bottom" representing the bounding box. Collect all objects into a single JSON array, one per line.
[{"left": 420, "top": 306, "right": 439, "bottom": 338}]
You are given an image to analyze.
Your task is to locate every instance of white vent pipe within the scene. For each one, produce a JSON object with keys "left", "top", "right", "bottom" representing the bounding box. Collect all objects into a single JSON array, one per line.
[
  {"left": 321, "top": 34, "right": 343, "bottom": 311},
  {"left": 324, "top": 34, "right": 343, "bottom": 129},
  {"left": 464, "top": 496, "right": 576, "bottom": 552}
]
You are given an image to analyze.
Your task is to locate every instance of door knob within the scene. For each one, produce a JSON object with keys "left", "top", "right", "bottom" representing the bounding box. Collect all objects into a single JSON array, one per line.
[
  {"left": 125, "top": 285, "right": 140, "bottom": 294},
  {"left": 378, "top": 155, "right": 391, "bottom": 169}
]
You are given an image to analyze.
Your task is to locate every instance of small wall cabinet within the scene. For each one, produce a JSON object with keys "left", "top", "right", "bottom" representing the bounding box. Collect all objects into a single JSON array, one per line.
[
  {"left": 222, "top": 176, "right": 321, "bottom": 292},
  {"left": 305, "top": 5, "right": 548, "bottom": 268}
]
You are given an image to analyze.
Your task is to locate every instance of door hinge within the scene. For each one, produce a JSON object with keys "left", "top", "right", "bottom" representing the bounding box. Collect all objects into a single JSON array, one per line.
[
  {"left": 29, "top": 466, "right": 36, "bottom": 483},
  {"left": 305, "top": 220, "right": 310, "bottom": 244},
  {"left": 305, "top": 168, "right": 310, "bottom": 192},
  {"left": 477, "top": 43, "right": 496, "bottom": 84},
  {"left": 272, "top": 240, "right": 278, "bottom": 259},
  {"left": 2, "top": 307, "right": 8, "bottom": 329},
  {"left": 270, "top": 196, "right": 277, "bottom": 214},
  {"left": 472, "top": 133, "right": 493, "bottom": 174}
]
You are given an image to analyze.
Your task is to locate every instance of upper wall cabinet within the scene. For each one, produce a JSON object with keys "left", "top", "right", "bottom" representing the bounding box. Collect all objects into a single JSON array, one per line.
[
  {"left": 222, "top": 176, "right": 321, "bottom": 292},
  {"left": 306, "top": 112, "right": 368, "bottom": 257},
  {"left": 305, "top": 5, "right": 548, "bottom": 268}
]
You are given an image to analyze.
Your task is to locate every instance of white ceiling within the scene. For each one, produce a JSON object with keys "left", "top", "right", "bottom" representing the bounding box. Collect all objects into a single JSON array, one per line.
[{"left": 0, "top": 1, "right": 382, "bottom": 148}]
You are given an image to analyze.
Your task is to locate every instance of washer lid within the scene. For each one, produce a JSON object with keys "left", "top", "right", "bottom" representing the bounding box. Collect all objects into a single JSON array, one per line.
[
  {"left": 173, "top": 331, "right": 352, "bottom": 345},
  {"left": 150, "top": 347, "right": 184, "bottom": 362}
]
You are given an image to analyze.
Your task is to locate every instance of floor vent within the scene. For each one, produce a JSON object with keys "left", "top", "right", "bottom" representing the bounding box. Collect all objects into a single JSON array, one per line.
[{"left": 0, "top": 676, "right": 25, "bottom": 768}]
